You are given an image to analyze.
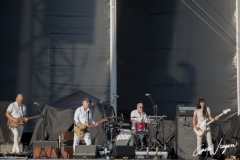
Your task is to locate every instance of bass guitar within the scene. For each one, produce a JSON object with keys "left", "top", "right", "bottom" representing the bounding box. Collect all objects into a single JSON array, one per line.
[
  {"left": 74, "top": 118, "right": 108, "bottom": 137},
  {"left": 7, "top": 115, "right": 41, "bottom": 128},
  {"left": 193, "top": 109, "right": 231, "bottom": 136}
]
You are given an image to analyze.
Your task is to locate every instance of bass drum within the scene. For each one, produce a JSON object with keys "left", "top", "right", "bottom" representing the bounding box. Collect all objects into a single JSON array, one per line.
[{"left": 115, "top": 129, "right": 134, "bottom": 146}]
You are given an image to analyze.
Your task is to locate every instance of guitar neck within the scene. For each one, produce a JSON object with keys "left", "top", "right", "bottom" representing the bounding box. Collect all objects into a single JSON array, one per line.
[
  {"left": 87, "top": 120, "right": 105, "bottom": 128},
  {"left": 206, "top": 112, "right": 224, "bottom": 126},
  {"left": 22, "top": 115, "right": 41, "bottom": 120}
]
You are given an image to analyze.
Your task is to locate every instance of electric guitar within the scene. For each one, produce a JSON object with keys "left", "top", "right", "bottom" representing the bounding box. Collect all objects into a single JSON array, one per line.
[
  {"left": 74, "top": 118, "right": 108, "bottom": 137},
  {"left": 7, "top": 115, "right": 41, "bottom": 128},
  {"left": 193, "top": 109, "right": 231, "bottom": 136}
]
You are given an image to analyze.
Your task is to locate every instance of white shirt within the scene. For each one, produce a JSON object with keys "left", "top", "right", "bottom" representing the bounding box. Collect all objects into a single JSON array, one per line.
[
  {"left": 194, "top": 107, "right": 211, "bottom": 123},
  {"left": 74, "top": 106, "right": 95, "bottom": 125},
  {"left": 7, "top": 102, "right": 26, "bottom": 118},
  {"left": 130, "top": 109, "right": 147, "bottom": 130}
]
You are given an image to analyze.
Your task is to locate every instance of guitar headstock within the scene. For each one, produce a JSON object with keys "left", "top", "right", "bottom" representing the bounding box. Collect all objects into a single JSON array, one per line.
[{"left": 223, "top": 109, "right": 231, "bottom": 114}]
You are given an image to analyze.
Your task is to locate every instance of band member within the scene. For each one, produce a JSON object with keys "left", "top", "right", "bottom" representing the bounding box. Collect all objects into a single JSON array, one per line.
[
  {"left": 130, "top": 103, "right": 147, "bottom": 130},
  {"left": 192, "top": 99, "right": 218, "bottom": 159},
  {"left": 6, "top": 94, "right": 28, "bottom": 153},
  {"left": 73, "top": 98, "right": 98, "bottom": 153}
]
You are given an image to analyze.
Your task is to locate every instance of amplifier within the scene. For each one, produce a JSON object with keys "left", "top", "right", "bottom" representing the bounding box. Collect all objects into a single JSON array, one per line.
[
  {"left": 0, "top": 143, "right": 23, "bottom": 153},
  {"left": 60, "top": 140, "right": 73, "bottom": 159},
  {"left": 61, "top": 132, "right": 74, "bottom": 141},
  {"left": 176, "top": 105, "right": 196, "bottom": 116}
]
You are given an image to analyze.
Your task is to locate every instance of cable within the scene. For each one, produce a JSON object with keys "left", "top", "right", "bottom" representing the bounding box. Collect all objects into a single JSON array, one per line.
[
  {"left": 191, "top": 0, "right": 240, "bottom": 48},
  {"left": 181, "top": 0, "right": 236, "bottom": 48}
]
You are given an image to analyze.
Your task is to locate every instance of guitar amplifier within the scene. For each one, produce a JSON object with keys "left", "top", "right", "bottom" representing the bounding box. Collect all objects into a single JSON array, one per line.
[
  {"left": 61, "top": 131, "right": 74, "bottom": 141},
  {"left": 0, "top": 143, "right": 23, "bottom": 153},
  {"left": 60, "top": 140, "right": 73, "bottom": 159},
  {"left": 176, "top": 105, "right": 196, "bottom": 116}
]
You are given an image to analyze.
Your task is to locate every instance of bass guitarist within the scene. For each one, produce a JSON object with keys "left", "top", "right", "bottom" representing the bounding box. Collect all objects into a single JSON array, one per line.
[
  {"left": 73, "top": 98, "right": 98, "bottom": 154},
  {"left": 192, "top": 98, "right": 218, "bottom": 159},
  {"left": 5, "top": 94, "right": 28, "bottom": 154}
]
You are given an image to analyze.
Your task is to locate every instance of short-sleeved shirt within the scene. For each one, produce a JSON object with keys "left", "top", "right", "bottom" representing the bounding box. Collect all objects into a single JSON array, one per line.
[
  {"left": 7, "top": 102, "right": 26, "bottom": 119},
  {"left": 130, "top": 110, "right": 147, "bottom": 130},
  {"left": 193, "top": 107, "right": 210, "bottom": 123},
  {"left": 74, "top": 106, "right": 95, "bottom": 125}
]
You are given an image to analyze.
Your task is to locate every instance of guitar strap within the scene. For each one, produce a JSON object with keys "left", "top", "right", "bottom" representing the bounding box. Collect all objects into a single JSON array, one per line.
[
  {"left": 20, "top": 105, "right": 24, "bottom": 117},
  {"left": 88, "top": 111, "right": 89, "bottom": 123}
]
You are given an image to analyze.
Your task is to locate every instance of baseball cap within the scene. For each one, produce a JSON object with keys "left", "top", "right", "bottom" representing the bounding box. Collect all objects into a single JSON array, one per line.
[{"left": 82, "top": 98, "right": 91, "bottom": 102}]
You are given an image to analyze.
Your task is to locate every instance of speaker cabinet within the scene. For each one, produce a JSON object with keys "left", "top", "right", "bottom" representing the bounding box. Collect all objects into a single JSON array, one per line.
[
  {"left": 112, "top": 146, "right": 135, "bottom": 159},
  {"left": 176, "top": 116, "right": 198, "bottom": 160},
  {"left": 33, "top": 141, "right": 58, "bottom": 158},
  {"left": 0, "top": 143, "right": 23, "bottom": 153},
  {"left": 61, "top": 131, "right": 74, "bottom": 140},
  {"left": 75, "top": 145, "right": 97, "bottom": 158},
  {"left": 60, "top": 140, "right": 73, "bottom": 159}
]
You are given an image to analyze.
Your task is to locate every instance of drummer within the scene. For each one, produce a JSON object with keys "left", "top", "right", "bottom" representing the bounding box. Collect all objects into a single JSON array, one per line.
[{"left": 130, "top": 103, "right": 148, "bottom": 131}]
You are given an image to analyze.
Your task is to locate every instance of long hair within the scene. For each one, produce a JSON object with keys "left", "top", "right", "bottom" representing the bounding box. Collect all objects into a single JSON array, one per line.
[{"left": 196, "top": 98, "right": 207, "bottom": 118}]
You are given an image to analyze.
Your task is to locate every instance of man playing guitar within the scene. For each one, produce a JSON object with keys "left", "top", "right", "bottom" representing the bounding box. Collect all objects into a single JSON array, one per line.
[
  {"left": 5, "top": 94, "right": 28, "bottom": 154},
  {"left": 192, "top": 99, "right": 218, "bottom": 159},
  {"left": 73, "top": 98, "right": 98, "bottom": 154}
]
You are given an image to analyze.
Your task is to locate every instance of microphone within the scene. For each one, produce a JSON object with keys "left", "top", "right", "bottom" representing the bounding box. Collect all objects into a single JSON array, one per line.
[
  {"left": 34, "top": 102, "right": 39, "bottom": 105},
  {"left": 145, "top": 93, "right": 151, "bottom": 96},
  {"left": 115, "top": 95, "right": 120, "bottom": 98}
]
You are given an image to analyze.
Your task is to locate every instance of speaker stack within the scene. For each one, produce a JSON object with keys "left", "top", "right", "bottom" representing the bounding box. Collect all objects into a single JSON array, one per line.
[
  {"left": 176, "top": 105, "right": 198, "bottom": 160},
  {"left": 60, "top": 131, "right": 74, "bottom": 159}
]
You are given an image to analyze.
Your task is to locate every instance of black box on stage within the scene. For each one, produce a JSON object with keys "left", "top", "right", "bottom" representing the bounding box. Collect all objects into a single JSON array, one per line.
[
  {"left": 75, "top": 145, "right": 97, "bottom": 158},
  {"left": 0, "top": 143, "right": 23, "bottom": 153},
  {"left": 33, "top": 141, "right": 58, "bottom": 158},
  {"left": 176, "top": 116, "right": 198, "bottom": 160},
  {"left": 112, "top": 146, "right": 135, "bottom": 159}
]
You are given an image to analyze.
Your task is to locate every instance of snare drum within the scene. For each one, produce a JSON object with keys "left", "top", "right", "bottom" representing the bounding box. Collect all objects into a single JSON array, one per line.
[{"left": 135, "top": 122, "right": 147, "bottom": 133}]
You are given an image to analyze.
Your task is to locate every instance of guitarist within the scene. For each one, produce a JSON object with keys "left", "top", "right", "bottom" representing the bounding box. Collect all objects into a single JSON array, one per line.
[
  {"left": 5, "top": 94, "right": 28, "bottom": 154},
  {"left": 73, "top": 98, "right": 98, "bottom": 154},
  {"left": 192, "top": 98, "right": 218, "bottom": 159}
]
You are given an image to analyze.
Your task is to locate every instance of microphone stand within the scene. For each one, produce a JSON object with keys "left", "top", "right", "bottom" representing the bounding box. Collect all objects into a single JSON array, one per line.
[
  {"left": 147, "top": 95, "right": 157, "bottom": 116},
  {"left": 106, "top": 96, "right": 118, "bottom": 114},
  {"left": 100, "top": 101, "right": 108, "bottom": 148},
  {"left": 146, "top": 95, "right": 163, "bottom": 150},
  {"left": 104, "top": 96, "right": 118, "bottom": 152}
]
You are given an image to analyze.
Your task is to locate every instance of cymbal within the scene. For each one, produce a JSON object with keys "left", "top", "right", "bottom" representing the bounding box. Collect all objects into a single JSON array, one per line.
[
  {"left": 107, "top": 116, "right": 124, "bottom": 120},
  {"left": 114, "top": 122, "right": 130, "bottom": 126}
]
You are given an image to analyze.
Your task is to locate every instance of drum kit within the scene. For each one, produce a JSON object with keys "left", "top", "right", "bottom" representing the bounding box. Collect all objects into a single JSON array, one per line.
[
  {"left": 103, "top": 115, "right": 167, "bottom": 152},
  {"left": 102, "top": 93, "right": 169, "bottom": 153}
]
